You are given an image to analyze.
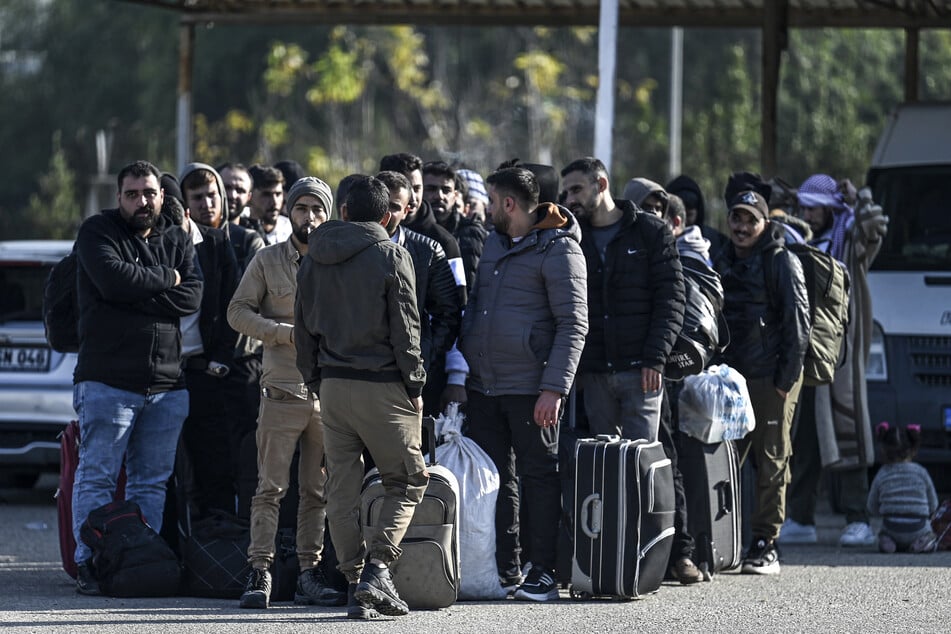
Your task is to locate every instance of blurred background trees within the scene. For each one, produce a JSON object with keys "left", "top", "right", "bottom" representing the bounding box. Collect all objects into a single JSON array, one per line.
[{"left": 2, "top": 0, "right": 950, "bottom": 238}]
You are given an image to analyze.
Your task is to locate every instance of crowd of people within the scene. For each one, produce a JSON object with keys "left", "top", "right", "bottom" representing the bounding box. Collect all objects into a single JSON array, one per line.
[{"left": 68, "top": 151, "right": 939, "bottom": 620}]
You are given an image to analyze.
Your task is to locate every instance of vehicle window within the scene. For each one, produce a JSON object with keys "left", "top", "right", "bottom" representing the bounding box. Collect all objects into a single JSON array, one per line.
[
  {"left": 0, "top": 263, "right": 51, "bottom": 323},
  {"left": 869, "top": 167, "right": 951, "bottom": 272}
]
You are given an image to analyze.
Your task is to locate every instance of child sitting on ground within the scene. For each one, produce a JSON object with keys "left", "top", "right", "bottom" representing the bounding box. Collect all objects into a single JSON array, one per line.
[{"left": 867, "top": 422, "right": 939, "bottom": 553}]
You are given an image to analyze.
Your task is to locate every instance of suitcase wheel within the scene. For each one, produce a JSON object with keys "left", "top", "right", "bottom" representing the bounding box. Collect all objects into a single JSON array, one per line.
[{"left": 569, "top": 587, "right": 591, "bottom": 601}]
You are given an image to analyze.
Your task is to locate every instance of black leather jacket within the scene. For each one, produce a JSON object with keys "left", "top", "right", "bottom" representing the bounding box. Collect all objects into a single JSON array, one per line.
[{"left": 714, "top": 222, "right": 810, "bottom": 392}]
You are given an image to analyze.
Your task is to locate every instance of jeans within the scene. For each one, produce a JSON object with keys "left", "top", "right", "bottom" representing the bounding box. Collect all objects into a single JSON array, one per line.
[
  {"left": 72, "top": 381, "right": 188, "bottom": 564},
  {"left": 579, "top": 370, "right": 663, "bottom": 442}
]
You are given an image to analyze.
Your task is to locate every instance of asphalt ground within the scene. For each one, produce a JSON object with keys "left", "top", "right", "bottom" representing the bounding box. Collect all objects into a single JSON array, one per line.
[{"left": 1, "top": 475, "right": 949, "bottom": 633}]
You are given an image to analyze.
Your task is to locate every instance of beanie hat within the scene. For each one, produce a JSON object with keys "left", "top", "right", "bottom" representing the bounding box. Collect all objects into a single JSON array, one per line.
[
  {"left": 520, "top": 163, "right": 560, "bottom": 204},
  {"left": 160, "top": 173, "right": 183, "bottom": 206},
  {"left": 730, "top": 190, "right": 769, "bottom": 221},
  {"left": 274, "top": 160, "right": 305, "bottom": 192},
  {"left": 286, "top": 176, "right": 333, "bottom": 218},
  {"left": 457, "top": 169, "right": 488, "bottom": 207}
]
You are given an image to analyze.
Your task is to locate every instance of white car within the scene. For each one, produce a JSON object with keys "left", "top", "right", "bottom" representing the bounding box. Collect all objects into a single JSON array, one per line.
[{"left": 0, "top": 240, "right": 75, "bottom": 487}]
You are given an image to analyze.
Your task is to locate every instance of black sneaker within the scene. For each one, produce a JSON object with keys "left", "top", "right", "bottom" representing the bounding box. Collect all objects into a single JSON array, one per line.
[
  {"left": 346, "top": 583, "right": 381, "bottom": 620},
  {"left": 239, "top": 568, "right": 272, "bottom": 609},
  {"left": 75, "top": 561, "right": 100, "bottom": 596},
  {"left": 354, "top": 564, "right": 409, "bottom": 617},
  {"left": 295, "top": 566, "right": 347, "bottom": 606},
  {"left": 513, "top": 564, "right": 558, "bottom": 602},
  {"left": 741, "top": 538, "right": 780, "bottom": 575}
]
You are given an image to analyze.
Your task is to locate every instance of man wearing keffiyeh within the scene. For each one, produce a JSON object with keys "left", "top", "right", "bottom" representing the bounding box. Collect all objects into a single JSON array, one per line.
[{"left": 781, "top": 173, "right": 890, "bottom": 550}]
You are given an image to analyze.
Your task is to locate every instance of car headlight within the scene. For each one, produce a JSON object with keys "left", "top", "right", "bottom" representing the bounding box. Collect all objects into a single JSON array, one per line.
[{"left": 866, "top": 321, "right": 887, "bottom": 381}]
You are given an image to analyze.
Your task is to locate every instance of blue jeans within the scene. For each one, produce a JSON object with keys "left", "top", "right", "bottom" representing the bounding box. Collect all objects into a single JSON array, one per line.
[{"left": 72, "top": 381, "right": 188, "bottom": 564}]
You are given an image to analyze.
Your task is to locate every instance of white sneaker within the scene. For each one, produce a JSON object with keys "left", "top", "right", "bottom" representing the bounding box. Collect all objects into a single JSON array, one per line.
[
  {"left": 839, "top": 522, "right": 877, "bottom": 547},
  {"left": 778, "top": 518, "right": 818, "bottom": 544}
]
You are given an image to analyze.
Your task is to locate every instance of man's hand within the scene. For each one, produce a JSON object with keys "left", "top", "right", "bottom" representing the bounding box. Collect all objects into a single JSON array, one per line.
[
  {"left": 533, "top": 390, "right": 563, "bottom": 428},
  {"left": 173, "top": 269, "right": 182, "bottom": 286},
  {"left": 440, "top": 384, "right": 467, "bottom": 411},
  {"left": 776, "top": 387, "right": 788, "bottom": 399},
  {"left": 641, "top": 367, "right": 662, "bottom": 393},
  {"left": 410, "top": 395, "right": 423, "bottom": 413}
]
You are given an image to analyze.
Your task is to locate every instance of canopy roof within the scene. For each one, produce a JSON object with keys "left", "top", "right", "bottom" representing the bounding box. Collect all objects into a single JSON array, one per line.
[{"left": 118, "top": 0, "right": 951, "bottom": 28}]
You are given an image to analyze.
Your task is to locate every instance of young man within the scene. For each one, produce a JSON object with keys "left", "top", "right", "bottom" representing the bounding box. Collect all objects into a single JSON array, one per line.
[
  {"left": 228, "top": 177, "right": 344, "bottom": 610},
  {"left": 782, "top": 175, "right": 888, "bottom": 548},
  {"left": 294, "top": 175, "right": 427, "bottom": 619},
  {"left": 460, "top": 167, "right": 588, "bottom": 602},
  {"left": 714, "top": 189, "right": 810, "bottom": 576},
  {"left": 561, "top": 157, "right": 685, "bottom": 443},
  {"left": 244, "top": 165, "right": 292, "bottom": 245},
  {"left": 71, "top": 160, "right": 202, "bottom": 594}
]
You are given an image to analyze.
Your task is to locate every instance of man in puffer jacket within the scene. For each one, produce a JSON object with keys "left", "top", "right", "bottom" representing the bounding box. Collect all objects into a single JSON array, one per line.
[
  {"left": 460, "top": 167, "right": 588, "bottom": 603},
  {"left": 714, "top": 189, "right": 810, "bottom": 577}
]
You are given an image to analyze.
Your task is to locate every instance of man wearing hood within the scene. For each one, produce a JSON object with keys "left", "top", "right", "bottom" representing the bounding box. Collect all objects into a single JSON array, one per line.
[
  {"left": 229, "top": 176, "right": 344, "bottom": 611},
  {"left": 71, "top": 160, "right": 203, "bottom": 595},
  {"left": 714, "top": 189, "right": 810, "bottom": 576},
  {"left": 294, "top": 175, "right": 427, "bottom": 620},
  {"left": 178, "top": 163, "right": 241, "bottom": 517},
  {"left": 668, "top": 174, "right": 729, "bottom": 260},
  {"left": 460, "top": 167, "right": 588, "bottom": 602},
  {"left": 561, "top": 158, "right": 685, "bottom": 444},
  {"left": 621, "top": 176, "right": 669, "bottom": 218}
]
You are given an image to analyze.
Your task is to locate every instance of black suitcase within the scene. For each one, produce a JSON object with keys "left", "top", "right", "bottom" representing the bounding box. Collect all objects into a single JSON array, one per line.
[
  {"left": 679, "top": 434, "right": 742, "bottom": 577},
  {"left": 570, "top": 436, "right": 675, "bottom": 599}
]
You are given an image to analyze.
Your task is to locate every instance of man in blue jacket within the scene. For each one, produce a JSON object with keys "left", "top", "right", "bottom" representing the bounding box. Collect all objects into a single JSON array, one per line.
[{"left": 72, "top": 160, "right": 203, "bottom": 595}]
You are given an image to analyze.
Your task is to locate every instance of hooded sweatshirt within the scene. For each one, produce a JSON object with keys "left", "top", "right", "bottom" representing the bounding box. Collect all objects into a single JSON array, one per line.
[
  {"left": 294, "top": 220, "right": 426, "bottom": 397},
  {"left": 621, "top": 177, "right": 669, "bottom": 215}
]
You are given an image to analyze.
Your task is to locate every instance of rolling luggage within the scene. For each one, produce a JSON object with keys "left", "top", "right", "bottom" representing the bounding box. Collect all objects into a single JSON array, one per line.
[
  {"left": 679, "top": 434, "right": 742, "bottom": 577},
  {"left": 571, "top": 436, "right": 675, "bottom": 599},
  {"left": 56, "top": 420, "right": 126, "bottom": 579},
  {"left": 361, "top": 416, "right": 460, "bottom": 609}
]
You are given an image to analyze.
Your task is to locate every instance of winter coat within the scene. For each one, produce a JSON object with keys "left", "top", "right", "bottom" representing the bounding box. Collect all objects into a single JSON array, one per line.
[
  {"left": 578, "top": 200, "right": 685, "bottom": 374},
  {"left": 460, "top": 203, "right": 588, "bottom": 397}
]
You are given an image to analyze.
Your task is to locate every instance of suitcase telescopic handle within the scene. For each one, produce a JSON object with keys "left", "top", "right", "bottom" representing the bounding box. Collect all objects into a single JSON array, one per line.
[
  {"left": 423, "top": 415, "right": 438, "bottom": 466},
  {"left": 579, "top": 493, "right": 603, "bottom": 539}
]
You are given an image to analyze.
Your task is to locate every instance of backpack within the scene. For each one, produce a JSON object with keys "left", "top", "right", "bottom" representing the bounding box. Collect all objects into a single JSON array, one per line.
[
  {"left": 666, "top": 259, "right": 730, "bottom": 381},
  {"left": 79, "top": 499, "right": 181, "bottom": 597},
  {"left": 766, "top": 242, "right": 851, "bottom": 386},
  {"left": 42, "top": 248, "right": 80, "bottom": 353}
]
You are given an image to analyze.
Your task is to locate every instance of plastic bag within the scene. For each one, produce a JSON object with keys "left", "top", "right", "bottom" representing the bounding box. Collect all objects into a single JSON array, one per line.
[
  {"left": 434, "top": 403, "right": 507, "bottom": 600},
  {"left": 677, "top": 364, "right": 756, "bottom": 443}
]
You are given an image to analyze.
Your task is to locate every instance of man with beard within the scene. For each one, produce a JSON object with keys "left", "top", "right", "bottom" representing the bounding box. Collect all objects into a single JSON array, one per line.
[
  {"left": 714, "top": 189, "right": 810, "bottom": 576},
  {"left": 379, "top": 153, "right": 467, "bottom": 413},
  {"left": 376, "top": 170, "right": 462, "bottom": 390},
  {"left": 228, "top": 177, "right": 344, "bottom": 610},
  {"left": 422, "top": 161, "right": 486, "bottom": 291},
  {"left": 560, "top": 157, "right": 684, "bottom": 444},
  {"left": 244, "top": 165, "right": 292, "bottom": 245},
  {"left": 71, "top": 160, "right": 203, "bottom": 595},
  {"left": 218, "top": 162, "right": 266, "bottom": 274}
]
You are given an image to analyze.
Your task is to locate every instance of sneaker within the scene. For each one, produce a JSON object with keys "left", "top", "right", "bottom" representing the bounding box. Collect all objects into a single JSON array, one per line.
[
  {"left": 668, "top": 557, "right": 703, "bottom": 585},
  {"left": 840, "top": 522, "right": 877, "bottom": 547},
  {"left": 346, "top": 583, "right": 381, "bottom": 620},
  {"left": 75, "top": 561, "right": 101, "bottom": 596},
  {"left": 239, "top": 568, "right": 272, "bottom": 609},
  {"left": 513, "top": 564, "right": 559, "bottom": 602},
  {"left": 354, "top": 564, "right": 409, "bottom": 617},
  {"left": 778, "top": 518, "right": 818, "bottom": 544},
  {"left": 741, "top": 538, "right": 781, "bottom": 575},
  {"left": 295, "top": 566, "right": 347, "bottom": 606},
  {"left": 878, "top": 533, "right": 897, "bottom": 554}
]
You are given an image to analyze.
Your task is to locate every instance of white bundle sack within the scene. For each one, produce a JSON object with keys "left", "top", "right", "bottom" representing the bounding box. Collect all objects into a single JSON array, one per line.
[
  {"left": 434, "top": 403, "right": 507, "bottom": 600},
  {"left": 678, "top": 364, "right": 756, "bottom": 443}
]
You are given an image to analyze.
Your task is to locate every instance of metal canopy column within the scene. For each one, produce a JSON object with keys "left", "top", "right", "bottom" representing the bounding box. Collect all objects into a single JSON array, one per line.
[
  {"left": 177, "top": 21, "right": 194, "bottom": 174},
  {"left": 594, "top": 0, "right": 619, "bottom": 172},
  {"left": 905, "top": 27, "right": 919, "bottom": 102},
  {"left": 761, "top": 0, "right": 787, "bottom": 178}
]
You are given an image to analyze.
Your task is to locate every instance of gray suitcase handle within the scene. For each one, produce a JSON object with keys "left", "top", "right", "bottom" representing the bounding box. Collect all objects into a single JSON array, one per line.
[{"left": 579, "top": 493, "right": 603, "bottom": 539}]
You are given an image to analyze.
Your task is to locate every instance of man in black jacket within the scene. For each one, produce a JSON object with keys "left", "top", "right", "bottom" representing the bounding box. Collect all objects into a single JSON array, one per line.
[
  {"left": 71, "top": 160, "right": 203, "bottom": 595},
  {"left": 561, "top": 157, "right": 685, "bottom": 443},
  {"left": 714, "top": 189, "right": 810, "bottom": 576}
]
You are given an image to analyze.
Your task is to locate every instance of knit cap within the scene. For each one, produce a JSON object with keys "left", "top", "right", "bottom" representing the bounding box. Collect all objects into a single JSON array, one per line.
[
  {"left": 286, "top": 176, "right": 333, "bottom": 217},
  {"left": 457, "top": 169, "right": 488, "bottom": 207}
]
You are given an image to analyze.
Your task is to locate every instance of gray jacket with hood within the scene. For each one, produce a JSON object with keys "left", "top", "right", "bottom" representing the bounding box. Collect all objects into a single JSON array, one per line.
[
  {"left": 460, "top": 203, "right": 588, "bottom": 397},
  {"left": 294, "top": 220, "right": 426, "bottom": 398}
]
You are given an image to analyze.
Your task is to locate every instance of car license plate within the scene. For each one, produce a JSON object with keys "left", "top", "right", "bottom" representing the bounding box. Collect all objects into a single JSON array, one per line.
[{"left": 0, "top": 346, "right": 51, "bottom": 372}]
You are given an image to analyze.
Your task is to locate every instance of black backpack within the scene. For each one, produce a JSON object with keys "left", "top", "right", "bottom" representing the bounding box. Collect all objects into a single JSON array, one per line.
[
  {"left": 80, "top": 500, "right": 181, "bottom": 597},
  {"left": 42, "top": 248, "right": 80, "bottom": 353},
  {"left": 666, "top": 258, "right": 730, "bottom": 381}
]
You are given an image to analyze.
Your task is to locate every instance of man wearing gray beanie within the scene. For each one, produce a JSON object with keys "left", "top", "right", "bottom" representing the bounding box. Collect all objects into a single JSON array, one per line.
[{"left": 228, "top": 173, "right": 342, "bottom": 610}]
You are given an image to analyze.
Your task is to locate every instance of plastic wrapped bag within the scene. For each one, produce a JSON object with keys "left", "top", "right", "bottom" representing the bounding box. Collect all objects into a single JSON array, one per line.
[
  {"left": 434, "top": 403, "right": 507, "bottom": 600},
  {"left": 678, "top": 364, "right": 756, "bottom": 443}
]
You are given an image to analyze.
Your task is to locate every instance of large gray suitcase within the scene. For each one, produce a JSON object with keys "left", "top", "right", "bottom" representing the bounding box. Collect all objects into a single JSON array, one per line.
[
  {"left": 570, "top": 435, "right": 675, "bottom": 599},
  {"left": 361, "top": 416, "right": 460, "bottom": 609}
]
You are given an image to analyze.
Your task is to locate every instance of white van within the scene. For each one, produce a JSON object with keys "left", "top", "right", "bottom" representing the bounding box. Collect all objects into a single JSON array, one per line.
[{"left": 865, "top": 102, "right": 951, "bottom": 464}]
